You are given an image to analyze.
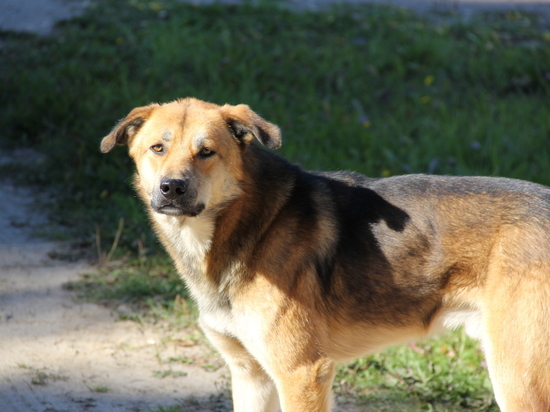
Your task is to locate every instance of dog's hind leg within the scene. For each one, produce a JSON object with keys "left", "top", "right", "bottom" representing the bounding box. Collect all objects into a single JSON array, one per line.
[
  {"left": 482, "top": 263, "right": 550, "bottom": 412},
  {"left": 202, "top": 326, "right": 280, "bottom": 412}
]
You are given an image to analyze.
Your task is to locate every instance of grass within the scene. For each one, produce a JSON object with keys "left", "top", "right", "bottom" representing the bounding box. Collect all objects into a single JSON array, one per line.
[
  {"left": 17, "top": 364, "right": 70, "bottom": 386},
  {"left": 88, "top": 385, "right": 111, "bottom": 393},
  {"left": 63, "top": 254, "right": 196, "bottom": 325},
  {"left": 334, "top": 330, "right": 496, "bottom": 411},
  {"left": 153, "top": 369, "right": 189, "bottom": 378},
  {"left": 1, "top": 0, "right": 549, "bottom": 410},
  {"left": 1, "top": 0, "right": 549, "bottom": 248}
]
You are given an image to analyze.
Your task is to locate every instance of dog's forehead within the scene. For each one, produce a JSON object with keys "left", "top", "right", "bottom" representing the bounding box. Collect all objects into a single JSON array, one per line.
[
  {"left": 150, "top": 100, "right": 219, "bottom": 126},
  {"left": 145, "top": 100, "right": 227, "bottom": 144}
]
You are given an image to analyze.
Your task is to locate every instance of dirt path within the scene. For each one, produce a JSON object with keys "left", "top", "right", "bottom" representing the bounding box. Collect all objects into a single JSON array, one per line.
[{"left": 0, "top": 247, "right": 227, "bottom": 412}]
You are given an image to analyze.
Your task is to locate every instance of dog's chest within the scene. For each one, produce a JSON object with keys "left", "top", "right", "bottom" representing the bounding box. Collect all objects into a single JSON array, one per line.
[
  {"left": 194, "top": 261, "right": 248, "bottom": 336},
  {"left": 154, "top": 214, "right": 263, "bottom": 347},
  {"left": 166, "top": 214, "right": 214, "bottom": 251},
  {"left": 199, "top": 291, "right": 271, "bottom": 359},
  {"left": 154, "top": 214, "right": 215, "bottom": 276}
]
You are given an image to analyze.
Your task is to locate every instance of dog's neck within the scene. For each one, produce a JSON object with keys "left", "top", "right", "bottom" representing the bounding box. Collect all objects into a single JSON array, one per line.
[{"left": 206, "top": 146, "right": 297, "bottom": 272}]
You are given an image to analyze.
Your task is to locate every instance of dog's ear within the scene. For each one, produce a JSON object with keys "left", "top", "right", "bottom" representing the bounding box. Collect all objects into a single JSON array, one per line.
[
  {"left": 100, "top": 104, "right": 159, "bottom": 153},
  {"left": 221, "top": 104, "right": 282, "bottom": 150}
]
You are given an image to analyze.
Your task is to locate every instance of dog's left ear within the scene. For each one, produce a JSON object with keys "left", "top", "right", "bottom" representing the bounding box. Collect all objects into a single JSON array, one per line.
[{"left": 221, "top": 104, "right": 282, "bottom": 150}]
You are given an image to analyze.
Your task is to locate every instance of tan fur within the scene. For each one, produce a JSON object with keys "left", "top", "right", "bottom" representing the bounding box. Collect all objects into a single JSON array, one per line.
[{"left": 102, "top": 98, "right": 550, "bottom": 412}]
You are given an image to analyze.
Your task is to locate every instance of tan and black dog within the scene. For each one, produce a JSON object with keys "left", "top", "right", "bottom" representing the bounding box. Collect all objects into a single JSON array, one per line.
[{"left": 101, "top": 98, "right": 550, "bottom": 412}]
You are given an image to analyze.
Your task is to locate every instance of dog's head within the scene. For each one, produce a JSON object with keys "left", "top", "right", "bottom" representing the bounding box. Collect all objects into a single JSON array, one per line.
[{"left": 101, "top": 98, "right": 281, "bottom": 217}]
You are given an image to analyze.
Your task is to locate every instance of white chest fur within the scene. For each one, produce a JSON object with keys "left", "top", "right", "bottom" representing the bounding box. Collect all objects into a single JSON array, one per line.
[
  {"left": 153, "top": 213, "right": 216, "bottom": 299},
  {"left": 153, "top": 213, "right": 259, "bottom": 348},
  {"left": 154, "top": 214, "right": 215, "bottom": 260}
]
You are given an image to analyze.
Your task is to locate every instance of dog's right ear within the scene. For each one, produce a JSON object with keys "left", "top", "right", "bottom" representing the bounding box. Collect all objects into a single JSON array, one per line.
[{"left": 100, "top": 104, "right": 158, "bottom": 153}]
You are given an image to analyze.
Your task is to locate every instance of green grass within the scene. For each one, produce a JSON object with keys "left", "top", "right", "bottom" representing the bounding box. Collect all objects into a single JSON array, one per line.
[
  {"left": 1, "top": 0, "right": 549, "bottom": 249},
  {"left": 64, "top": 254, "right": 196, "bottom": 325},
  {"left": 89, "top": 385, "right": 111, "bottom": 393},
  {"left": 18, "top": 364, "right": 70, "bottom": 386},
  {"left": 2, "top": 1, "right": 549, "bottom": 410},
  {"left": 335, "top": 330, "right": 496, "bottom": 411}
]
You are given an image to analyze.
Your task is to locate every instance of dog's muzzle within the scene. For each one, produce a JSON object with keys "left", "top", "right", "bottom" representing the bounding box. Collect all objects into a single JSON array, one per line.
[{"left": 151, "top": 178, "right": 205, "bottom": 217}]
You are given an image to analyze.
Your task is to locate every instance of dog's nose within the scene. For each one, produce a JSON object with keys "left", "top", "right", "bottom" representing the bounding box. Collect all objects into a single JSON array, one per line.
[{"left": 160, "top": 178, "right": 187, "bottom": 200}]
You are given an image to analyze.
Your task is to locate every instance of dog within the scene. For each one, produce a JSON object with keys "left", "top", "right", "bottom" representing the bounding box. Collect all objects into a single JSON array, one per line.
[{"left": 101, "top": 98, "right": 550, "bottom": 412}]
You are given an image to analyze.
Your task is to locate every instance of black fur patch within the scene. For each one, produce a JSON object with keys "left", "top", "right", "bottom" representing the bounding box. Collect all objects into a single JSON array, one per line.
[
  {"left": 226, "top": 118, "right": 252, "bottom": 147},
  {"left": 117, "top": 117, "right": 145, "bottom": 145}
]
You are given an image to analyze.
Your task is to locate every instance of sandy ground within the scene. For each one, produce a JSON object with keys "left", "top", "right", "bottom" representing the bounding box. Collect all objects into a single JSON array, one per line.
[{"left": 0, "top": 247, "right": 229, "bottom": 412}]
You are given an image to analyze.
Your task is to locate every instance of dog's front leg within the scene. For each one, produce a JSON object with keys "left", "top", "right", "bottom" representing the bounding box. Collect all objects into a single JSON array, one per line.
[
  {"left": 202, "top": 325, "right": 280, "bottom": 412},
  {"left": 274, "top": 357, "right": 336, "bottom": 412}
]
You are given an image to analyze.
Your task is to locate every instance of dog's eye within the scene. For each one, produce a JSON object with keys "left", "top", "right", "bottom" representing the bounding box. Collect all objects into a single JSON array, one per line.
[
  {"left": 150, "top": 144, "right": 164, "bottom": 154},
  {"left": 198, "top": 147, "right": 215, "bottom": 158}
]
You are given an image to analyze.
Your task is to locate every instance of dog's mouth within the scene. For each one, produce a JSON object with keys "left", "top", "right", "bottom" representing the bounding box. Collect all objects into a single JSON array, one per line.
[
  {"left": 153, "top": 202, "right": 205, "bottom": 217},
  {"left": 149, "top": 183, "right": 206, "bottom": 217}
]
